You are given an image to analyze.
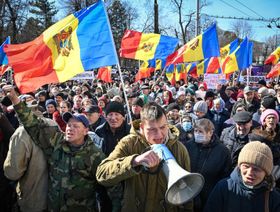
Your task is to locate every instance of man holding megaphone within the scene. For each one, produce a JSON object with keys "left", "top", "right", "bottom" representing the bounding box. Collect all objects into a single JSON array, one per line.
[{"left": 97, "top": 102, "right": 199, "bottom": 212}]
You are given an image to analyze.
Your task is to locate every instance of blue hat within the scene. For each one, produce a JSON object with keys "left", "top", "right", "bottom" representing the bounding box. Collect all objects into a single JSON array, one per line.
[
  {"left": 62, "top": 112, "right": 89, "bottom": 128},
  {"left": 45, "top": 99, "right": 57, "bottom": 107}
]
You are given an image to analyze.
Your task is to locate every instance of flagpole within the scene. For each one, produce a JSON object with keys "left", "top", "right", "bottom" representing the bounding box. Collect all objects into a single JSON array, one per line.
[{"left": 102, "top": 0, "right": 132, "bottom": 123}]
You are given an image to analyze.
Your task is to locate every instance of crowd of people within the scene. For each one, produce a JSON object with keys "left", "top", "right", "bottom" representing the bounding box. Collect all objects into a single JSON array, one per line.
[{"left": 0, "top": 73, "right": 280, "bottom": 212}]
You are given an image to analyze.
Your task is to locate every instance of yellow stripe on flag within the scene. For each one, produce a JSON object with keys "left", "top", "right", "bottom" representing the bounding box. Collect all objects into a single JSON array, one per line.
[
  {"left": 183, "top": 34, "right": 203, "bottom": 62},
  {"left": 44, "top": 14, "right": 84, "bottom": 81},
  {"left": 135, "top": 34, "right": 161, "bottom": 60}
]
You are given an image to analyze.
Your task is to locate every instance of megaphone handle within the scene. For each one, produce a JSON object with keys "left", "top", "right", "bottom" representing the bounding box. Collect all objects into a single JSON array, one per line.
[{"left": 141, "top": 160, "right": 163, "bottom": 175}]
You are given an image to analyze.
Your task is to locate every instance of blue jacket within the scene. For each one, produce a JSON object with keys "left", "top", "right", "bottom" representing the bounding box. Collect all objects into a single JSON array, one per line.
[{"left": 204, "top": 168, "right": 280, "bottom": 212}]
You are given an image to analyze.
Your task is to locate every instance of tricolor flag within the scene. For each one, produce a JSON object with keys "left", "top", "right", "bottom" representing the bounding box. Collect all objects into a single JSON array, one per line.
[
  {"left": 0, "top": 37, "right": 10, "bottom": 75},
  {"left": 206, "top": 39, "right": 239, "bottom": 74},
  {"left": 135, "top": 60, "right": 155, "bottom": 82},
  {"left": 221, "top": 37, "right": 251, "bottom": 74},
  {"left": 266, "top": 62, "right": 280, "bottom": 78},
  {"left": 120, "top": 30, "right": 179, "bottom": 61},
  {"left": 175, "top": 64, "right": 187, "bottom": 82},
  {"left": 165, "top": 24, "right": 220, "bottom": 66},
  {"left": 264, "top": 46, "right": 280, "bottom": 65},
  {"left": 4, "top": 0, "right": 118, "bottom": 93}
]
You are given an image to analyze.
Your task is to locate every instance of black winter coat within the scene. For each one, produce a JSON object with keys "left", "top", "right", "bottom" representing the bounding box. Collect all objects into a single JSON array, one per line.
[{"left": 185, "top": 135, "right": 232, "bottom": 211}]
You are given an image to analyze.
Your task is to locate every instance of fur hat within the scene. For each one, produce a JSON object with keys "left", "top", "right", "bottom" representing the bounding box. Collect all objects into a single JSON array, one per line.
[
  {"left": 260, "top": 109, "right": 279, "bottom": 125},
  {"left": 238, "top": 141, "right": 273, "bottom": 175}
]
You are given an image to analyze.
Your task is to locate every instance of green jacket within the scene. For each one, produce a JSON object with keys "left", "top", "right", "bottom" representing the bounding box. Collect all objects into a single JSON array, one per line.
[
  {"left": 14, "top": 102, "right": 105, "bottom": 212},
  {"left": 96, "top": 120, "right": 193, "bottom": 212}
]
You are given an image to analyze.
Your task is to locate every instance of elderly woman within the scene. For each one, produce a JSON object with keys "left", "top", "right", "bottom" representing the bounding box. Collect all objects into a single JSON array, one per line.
[
  {"left": 204, "top": 141, "right": 280, "bottom": 212},
  {"left": 211, "top": 97, "right": 230, "bottom": 136},
  {"left": 249, "top": 109, "right": 280, "bottom": 188},
  {"left": 185, "top": 118, "right": 232, "bottom": 212}
]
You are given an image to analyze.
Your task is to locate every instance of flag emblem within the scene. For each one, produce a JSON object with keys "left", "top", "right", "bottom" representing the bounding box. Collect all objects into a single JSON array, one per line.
[
  {"left": 190, "top": 38, "right": 199, "bottom": 50},
  {"left": 53, "top": 26, "right": 74, "bottom": 56},
  {"left": 142, "top": 42, "right": 154, "bottom": 52}
]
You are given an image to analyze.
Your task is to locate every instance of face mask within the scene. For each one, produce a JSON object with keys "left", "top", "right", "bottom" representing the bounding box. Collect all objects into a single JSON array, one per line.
[
  {"left": 194, "top": 133, "right": 207, "bottom": 143},
  {"left": 182, "top": 121, "right": 192, "bottom": 132}
]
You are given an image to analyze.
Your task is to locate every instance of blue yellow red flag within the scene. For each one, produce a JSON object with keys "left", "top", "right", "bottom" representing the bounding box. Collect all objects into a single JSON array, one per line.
[
  {"left": 222, "top": 37, "right": 250, "bottom": 74},
  {"left": 166, "top": 24, "right": 220, "bottom": 66},
  {"left": 120, "top": 30, "right": 179, "bottom": 61},
  {"left": 4, "top": 0, "right": 118, "bottom": 93}
]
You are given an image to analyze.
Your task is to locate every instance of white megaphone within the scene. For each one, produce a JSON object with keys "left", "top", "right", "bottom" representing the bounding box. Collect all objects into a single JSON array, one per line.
[{"left": 150, "top": 144, "right": 204, "bottom": 205}]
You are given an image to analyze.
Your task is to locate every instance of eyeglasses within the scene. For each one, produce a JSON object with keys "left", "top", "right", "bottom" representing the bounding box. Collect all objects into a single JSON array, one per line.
[{"left": 185, "top": 105, "right": 192, "bottom": 109}]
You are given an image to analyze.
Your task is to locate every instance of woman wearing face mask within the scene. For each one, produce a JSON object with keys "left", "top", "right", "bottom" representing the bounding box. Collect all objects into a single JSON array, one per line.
[
  {"left": 176, "top": 113, "right": 194, "bottom": 145},
  {"left": 185, "top": 118, "right": 232, "bottom": 212}
]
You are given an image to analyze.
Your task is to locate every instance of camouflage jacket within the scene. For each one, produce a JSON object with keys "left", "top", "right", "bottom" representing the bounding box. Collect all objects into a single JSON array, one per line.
[{"left": 14, "top": 102, "right": 105, "bottom": 212}]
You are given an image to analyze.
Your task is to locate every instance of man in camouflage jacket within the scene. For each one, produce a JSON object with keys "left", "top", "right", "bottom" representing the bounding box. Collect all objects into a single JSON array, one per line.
[{"left": 3, "top": 85, "right": 105, "bottom": 212}]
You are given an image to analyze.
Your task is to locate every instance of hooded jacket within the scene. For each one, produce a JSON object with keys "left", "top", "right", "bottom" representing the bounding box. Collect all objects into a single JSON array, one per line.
[
  {"left": 204, "top": 167, "right": 280, "bottom": 212},
  {"left": 96, "top": 120, "right": 193, "bottom": 212}
]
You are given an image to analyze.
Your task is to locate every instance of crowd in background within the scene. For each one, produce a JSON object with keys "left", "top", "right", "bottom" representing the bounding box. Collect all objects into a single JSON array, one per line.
[{"left": 1, "top": 72, "right": 280, "bottom": 212}]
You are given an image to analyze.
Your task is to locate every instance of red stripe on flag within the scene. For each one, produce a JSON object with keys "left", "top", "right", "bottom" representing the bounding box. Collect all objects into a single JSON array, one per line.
[
  {"left": 120, "top": 30, "right": 142, "bottom": 59},
  {"left": 4, "top": 35, "right": 58, "bottom": 93}
]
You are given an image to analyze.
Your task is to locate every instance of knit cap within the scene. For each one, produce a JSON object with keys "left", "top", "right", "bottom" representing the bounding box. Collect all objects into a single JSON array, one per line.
[
  {"left": 238, "top": 141, "right": 273, "bottom": 175},
  {"left": 193, "top": 100, "right": 208, "bottom": 114},
  {"left": 261, "top": 96, "right": 276, "bottom": 109},
  {"left": 45, "top": 99, "right": 57, "bottom": 107},
  {"left": 260, "top": 109, "right": 279, "bottom": 125},
  {"left": 105, "top": 101, "right": 125, "bottom": 117}
]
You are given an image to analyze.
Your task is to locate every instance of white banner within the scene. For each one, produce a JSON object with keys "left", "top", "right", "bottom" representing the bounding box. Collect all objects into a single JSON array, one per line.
[
  {"left": 71, "top": 71, "right": 95, "bottom": 80},
  {"left": 204, "top": 74, "right": 227, "bottom": 89}
]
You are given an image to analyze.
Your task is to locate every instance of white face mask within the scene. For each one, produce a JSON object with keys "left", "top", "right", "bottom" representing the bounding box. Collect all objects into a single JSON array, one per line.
[{"left": 194, "top": 133, "right": 207, "bottom": 143}]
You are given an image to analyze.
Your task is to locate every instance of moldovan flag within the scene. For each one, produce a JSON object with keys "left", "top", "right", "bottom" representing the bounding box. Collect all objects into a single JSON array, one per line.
[
  {"left": 264, "top": 46, "right": 280, "bottom": 65},
  {"left": 166, "top": 24, "right": 220, "bottom": 66},
  {"left": 185, "top": 62, "right": 198, "bottom": 78},
  {"left": 97, "top": 66, "right": 112, "bottom": 83},
  {"left": 222, "top": 37, "right": 251, "bottom": 74},
  {"left": 4, "top": 0, "right": 118, "bottom": 93},
  {"left": 0, "top": 37, "right": 10, "bottom": 75},
  {"left": 135, "top": 60, "right": 155, "bottom": 82},
  {"left": 120, "top": 30, "right": 179, "bottom": 61},
  {"left": 205, "top": 38, "right": 239, "bottom": 74},
  {"left": 266, "top": 62, "right": 280, "bottom": 78},
  {"left": 175, "top": 64, "right": 187, "bottom": 81}
]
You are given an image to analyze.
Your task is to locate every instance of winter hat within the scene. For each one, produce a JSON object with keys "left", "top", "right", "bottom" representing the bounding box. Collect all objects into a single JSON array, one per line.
[
  {"left": 132, "top": 97, "right": 144, "bottom": 107},
  {"left": 166, "top": 102, "right": 180, "bottom": 112},
  {"left": 193, "top": 100, "right": 208, "bottom": 114},
  {"left": 258, "top": 87, "right": 269, "bottom": 97},
  {"left": 105, "top": 101, "right": 125, "bottom": 117},
  {"left": 260, "top": 109, "right": 279, "bottom": 125},
  {"left": 261, "top": 96, "right": 276, "bottom": 109},
  {"left": 45, "top": 99, "right": 57, "bottom": 108},
  {"left": 238, "top": 141, "right": 273, "bottom": 175}
]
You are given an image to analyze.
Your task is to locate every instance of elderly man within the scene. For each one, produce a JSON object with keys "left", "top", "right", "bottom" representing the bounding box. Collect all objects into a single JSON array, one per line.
[
  {"left": 96, "top": 102, "right": 193, "bottom": 212},
  {"left": 3, "top": 85, "right": 105, "bottom": 212},
  {"left": 220, "top": 111, "right": 254, "bottom": 168},
  {"left": 232, "top": 86, "right": 260, "bottom": 114}
]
